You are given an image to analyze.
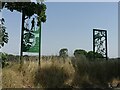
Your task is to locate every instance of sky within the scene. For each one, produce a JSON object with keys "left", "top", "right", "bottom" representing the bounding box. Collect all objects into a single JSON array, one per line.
[
  {"left": 0, "top": 2, "right": 118, "bottom": 58},
  {"left": 34, "top": 0, "right": 120, "bottom": 2},
  {"left": 119, "top": 1, "right": 120, "bottom": 58}
]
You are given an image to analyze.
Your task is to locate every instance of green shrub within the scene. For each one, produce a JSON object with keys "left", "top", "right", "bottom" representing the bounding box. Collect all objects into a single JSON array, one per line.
[
  {"left": 1, "top": 53, "right": 9, "bottom": 68},
  {"left": 74, "top": 49, "right": 87, "bottom": 58},
  {"left": 87, "top": 51, "right": 103, "bottom": 60},
  {"left": 59, "top": 48, "right": 68, "bottom": 58}
]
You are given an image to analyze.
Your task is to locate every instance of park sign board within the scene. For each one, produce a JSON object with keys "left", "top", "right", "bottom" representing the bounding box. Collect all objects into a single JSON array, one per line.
[{"left": 22, "top": 28, "right": 39, "bottom": 53}]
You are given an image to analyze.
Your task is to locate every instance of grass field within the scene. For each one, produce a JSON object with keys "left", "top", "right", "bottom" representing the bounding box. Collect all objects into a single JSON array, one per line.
[{"left": 2, "top": 56, "right": 120, "bottom": 89}]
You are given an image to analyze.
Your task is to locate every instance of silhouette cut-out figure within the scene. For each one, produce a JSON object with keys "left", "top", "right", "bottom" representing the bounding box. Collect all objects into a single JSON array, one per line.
[{"left": 31, "top": 18, "right": 35, "bottom": 30}]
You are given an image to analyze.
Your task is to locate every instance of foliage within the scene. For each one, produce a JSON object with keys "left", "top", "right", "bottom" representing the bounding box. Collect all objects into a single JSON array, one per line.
[
  {"left": 2, "top": 2, "right": 46, "bottom": 23},
  {"left": 95, "top": 51, "right": 104, "bottom": 58},
  {"left": 86, "top": 51, "right": 94, "bottom": 60},
  {"left": 87, "top": 51, "right": 103, "bottom": 60},
  {"left": 74, "top": 49, "right": 87, "bottom": 58},
  {"left": 0, "top": 18, "right": 8, "bottom": 48},
  {"left": 1, "top": 2, "right": 47, "bottom": 54},
  {"left": 1, "top": 53, "right": 9, "bottom": 68},
  {"left": 59, "top": 48, "right": 68, "bottom": 58}
]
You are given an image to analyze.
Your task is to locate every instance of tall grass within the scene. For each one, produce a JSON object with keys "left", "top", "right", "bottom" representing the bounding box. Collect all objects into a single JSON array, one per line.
[
  {"left": 2, "top": 56, "right": 120, "bottom": 88},
  {"left": 72, "top": 58, "right": 120, "bottom": 88},
  {"left": 34, "top": 58, "right": 74, "bottom": 88}
]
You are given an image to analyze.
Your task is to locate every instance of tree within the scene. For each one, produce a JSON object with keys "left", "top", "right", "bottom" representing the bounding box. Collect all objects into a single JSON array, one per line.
[
  {"left": 86, "top": 51, "right": 94, "bottom": 60},
  {"left": 1, "top": 2, "right": 47, "bottom": 66},
  {"left": 2, "top": 2, "right": 46, "bottom": 23},
  {"left": 74, "top": 49, "right": 87, "bottom": 58},
  {"left": 95, "top": 52, "right": 103, "bottom": 58},
  {"left": 86, "top": 51, "right": 103, "bottom": 60},
  {"left": 59, "top": 48, "right": 68, "bottom": 58},
  {"left": 0, "top": 18, "right": 8, "bottom": 48},
  {"left": 1, "top": 2, "right": 47, "bottom": 47}
]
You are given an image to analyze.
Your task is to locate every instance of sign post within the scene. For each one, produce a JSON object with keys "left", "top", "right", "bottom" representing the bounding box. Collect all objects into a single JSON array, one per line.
[
  {"left": 20, "top": 10, "right": 25, "bottom": 64},
  {"left": 39, "top": 19, "right": 41, "bottom": 66},
  {"left": 20, "top": 13, "right": 41, "bottom": 66}
]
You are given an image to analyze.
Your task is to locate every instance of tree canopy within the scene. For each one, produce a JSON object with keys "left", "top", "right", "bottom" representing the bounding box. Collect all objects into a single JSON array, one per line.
[
  {"left": 59, "top": 48, "right": 68, "bottom": 58},
  {"left": 73, "top": 49, "right": 104, "bottom": 60},
  {"left": 74, "top": 49, "right": 87, "bottom": 58},
  {"left": 2, "top": 2, "right": 47, "bottom": 23},
  {"left": 0, "top": 2, "right": 47, "bottom": 48},
  {"left": 87, "top": 51, "right": 103, "bottom": 60}
]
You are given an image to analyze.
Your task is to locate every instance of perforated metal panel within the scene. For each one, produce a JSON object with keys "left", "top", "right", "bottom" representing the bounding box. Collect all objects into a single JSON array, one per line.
[{"left": 93, "top": 29, "right": 108, "bottom": 60}]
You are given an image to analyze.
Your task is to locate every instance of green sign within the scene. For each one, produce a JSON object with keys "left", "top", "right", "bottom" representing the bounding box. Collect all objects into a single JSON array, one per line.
[{"left": 23, "top": 29, "right": 39, "bottom": 53}]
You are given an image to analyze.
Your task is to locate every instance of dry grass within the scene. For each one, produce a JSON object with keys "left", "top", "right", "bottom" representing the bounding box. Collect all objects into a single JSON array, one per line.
[
  {"left": 34, "top": 58, "right": 75, "bottom": 88},
  {"left": 2, "top": 56, "right": 120, "bottom": 88},
  {"left": 0, "top": 67, "right": 2, "bottom": 89}
]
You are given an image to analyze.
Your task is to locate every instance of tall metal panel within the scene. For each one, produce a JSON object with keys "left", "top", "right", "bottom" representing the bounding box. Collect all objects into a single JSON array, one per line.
[{"left": 93, "top": 29, "right": 108, "bottom": 60}]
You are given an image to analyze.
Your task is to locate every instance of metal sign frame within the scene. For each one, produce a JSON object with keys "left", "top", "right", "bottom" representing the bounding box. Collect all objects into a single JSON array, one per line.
[
  {"left": 20, "top": 11, "right": 41, "bottom": 66},
  {"left": 93, "top": 29, "right": 108, "bottom": 60}
]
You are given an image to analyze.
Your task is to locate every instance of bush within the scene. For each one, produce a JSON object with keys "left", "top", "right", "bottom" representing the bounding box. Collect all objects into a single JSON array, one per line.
[
  {"left": 74, "top": 49, "right": 87, "bottom": 58},
  {"left": 86, "top": 51, "right": 103, "bottom": 60},
  {"left": 1, "top": 53, "right": 9, "bottom": 68},
  {"left": 59, "top": 48, "right": 68, "bottom": 58}
]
